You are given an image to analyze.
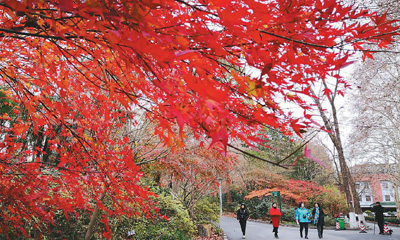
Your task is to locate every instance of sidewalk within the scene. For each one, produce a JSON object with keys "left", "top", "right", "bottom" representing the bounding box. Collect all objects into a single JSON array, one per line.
[
  {"left": 219, "top": 216, "right": 348, "bottom": 240},
  {"left": 364, "top": 220, "right": 400, "bottom": 232},
  {"left": 219, "top": 216, "right": 396, "bottom": 240}
]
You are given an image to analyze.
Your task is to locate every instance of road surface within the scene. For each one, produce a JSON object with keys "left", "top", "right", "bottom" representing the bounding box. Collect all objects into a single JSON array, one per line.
[{"left": 219, "top": 216, "right": 397, "bottom": 240}]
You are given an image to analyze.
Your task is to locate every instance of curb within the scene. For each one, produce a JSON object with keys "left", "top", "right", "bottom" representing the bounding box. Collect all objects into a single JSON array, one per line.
[{"left": 247, "top": 219, "right": 364, "bottom": 231}]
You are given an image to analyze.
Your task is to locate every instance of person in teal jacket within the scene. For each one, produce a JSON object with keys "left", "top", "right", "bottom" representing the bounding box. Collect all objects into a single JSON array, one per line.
[{"left": 296, "top": 202, "right": 311, "bottom": 239}]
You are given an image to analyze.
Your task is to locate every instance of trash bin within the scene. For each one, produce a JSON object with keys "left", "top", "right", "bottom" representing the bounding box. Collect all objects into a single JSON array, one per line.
[{"left": 338, "top": 218, "right": 345, "bottom": 230}]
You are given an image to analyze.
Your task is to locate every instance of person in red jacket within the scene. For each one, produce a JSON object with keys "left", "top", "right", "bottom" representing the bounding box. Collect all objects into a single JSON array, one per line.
[{"left": 269, "top": 202, "right": 282, "bottom": 239}]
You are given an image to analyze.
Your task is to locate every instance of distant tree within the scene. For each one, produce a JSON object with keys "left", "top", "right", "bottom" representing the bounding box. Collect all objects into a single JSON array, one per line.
[
  {"left": 315, "top": 185, "right": 348, "bottom": 216},
  {"left": 310, "top": 75, "right": 363, "bottom": 216},
  {"left": 245, "top": 173, "right": 326, "bottom": 205},
  {"left": 348, "top": 51, "right": 400, "bottom": 219},
  {"left": 287, "top": 142, "right": 334, "bottom": 185},
  {"left": 159, "top": 144, "right": 235, "bottom": 221}
]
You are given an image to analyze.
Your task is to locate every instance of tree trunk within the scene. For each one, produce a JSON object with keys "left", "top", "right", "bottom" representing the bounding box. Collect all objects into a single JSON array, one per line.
[
  {"left": 393, "top": 181, "right": 400, "bottom": 219},
  {"left": 226, "top": 189, "right": 232, "bottom": 204},
  {"left": 387, "top": 160, "right": 400, "bottom": 219},
  {"left": 349, "top": 168, "right": 363, "bottom": 214},
  {"left": 312, "top": 86, "right": 362, "bottom": 214},
  {"left": 85, "top": 193, "right": 106, "bottom": 240},
  {"left": 336, "top": 148, "right": 354, "bottom": 212}
]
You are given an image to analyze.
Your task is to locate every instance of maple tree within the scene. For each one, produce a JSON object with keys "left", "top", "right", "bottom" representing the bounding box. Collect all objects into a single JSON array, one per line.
[
  {"left": 245, "top": 173, "right": 326, "bottom": 204},
  {"left": 0, "top": 0, "right": 399, "bottom": 238},
  {"left": 157, "top": 144, "right": 235, "bottom": 220}
]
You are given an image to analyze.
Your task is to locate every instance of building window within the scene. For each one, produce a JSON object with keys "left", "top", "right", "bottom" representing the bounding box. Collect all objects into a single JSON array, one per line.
[
  {"left": 355, "top": 183, "right": 360, "bottom": 189},
  {"left": 365, "top": 195, "right": 371, "bottom": 202},
  {"left": 382, "top": 182, "right": 389, "bottom": 189},
  {"left": 385, "top": 195, "right": 391, "bottom": 201},
  {"left": 365, "top": 182, "right": 371, "bottom": 188}
]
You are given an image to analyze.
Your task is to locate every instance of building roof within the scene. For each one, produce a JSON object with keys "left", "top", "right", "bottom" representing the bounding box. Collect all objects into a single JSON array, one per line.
[
  {"left": 350, "top": 163, "right": 394, "bottom": 176},
  {"left": 370, "top": 202, "right": 397, "bottom": 208}
]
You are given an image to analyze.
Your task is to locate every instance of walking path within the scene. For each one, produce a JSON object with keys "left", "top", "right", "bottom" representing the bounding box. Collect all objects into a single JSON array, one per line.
[
  {"left": 219, "top": 216, "right": 397, "bottom": 240},
  {"left": 364, "top": 221, "right": 400, "bottom": 232}
]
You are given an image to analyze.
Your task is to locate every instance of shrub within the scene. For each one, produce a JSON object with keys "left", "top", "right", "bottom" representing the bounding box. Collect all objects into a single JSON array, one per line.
[
  {"left": 384, "top": 217, "right": 400, "bottom": 224},
  {"left": 314, "top": 185, "right": 348, "bottom": 216},
  {"left": 0, "top": 209, "right": 90, "bottom": 240},
  {"left": 281, "top": 207, "right": 296, "bottom": 222},
  {"left": 193, "top": 196, "right": 220, "bottom": 224},
  {"left": 248, "top": 196, "right": 271, "bottom": 219},
  {"left": 324, "top": 215, "right": 337, "bottom": 226},
  {"left": 223, "top": 188, "right": 247, "bottom": 212},
  {"left": 133, "top": 221, "right": 191, "bottom": 240},
  {"left": 365, "top": 216, "right": 375, "bottom": 221},
  {"left": 364, "top": 216, "right": 400, "bottom": 225},
  {"left": 109, "top": 191, "right": 195, "bottom": 240}
]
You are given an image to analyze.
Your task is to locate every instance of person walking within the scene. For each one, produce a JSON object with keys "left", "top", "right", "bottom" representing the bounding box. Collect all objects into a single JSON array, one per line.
[
  {"left": 312, "top": 203, "right": 325, "bottom": 239},
  {"left": 237, "top": 203, "right": 249, "bottom": 239},
  {"left": 296, "top": 202, "right": 311, "bottom": 239},
  {"left": 269, "top": 202, "right": 282, "bottom": 239},
  {"left": 373, "top": 201, "right": 384, "bottom": 234}
]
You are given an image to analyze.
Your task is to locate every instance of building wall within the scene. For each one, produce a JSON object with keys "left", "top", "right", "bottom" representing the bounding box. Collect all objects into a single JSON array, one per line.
[
  {"left": 355, "top": 174, "right": 390, "bottom": 207},
  {"left": 356, "top": 181, "right": 374, "bottom": 207},
  {"left": 352, "top": 164, "right": 399, "bottom": 210}
]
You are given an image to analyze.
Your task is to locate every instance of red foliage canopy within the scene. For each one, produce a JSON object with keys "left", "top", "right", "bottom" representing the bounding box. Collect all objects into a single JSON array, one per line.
[
  {"left": 0, "top": 0, "right": 398, "bottom": 238},
  {"left": 245, "top": 175, "right": 326, "bottom": 204}
]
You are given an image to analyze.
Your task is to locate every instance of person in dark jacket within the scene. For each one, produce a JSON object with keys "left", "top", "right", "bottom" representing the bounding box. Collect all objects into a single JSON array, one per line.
[
  {"left": 237, "top": 203, "right": 249, "bottom": 239},
  {"left": 373, "top": 201, "right": 384, "bottom": 234},
  {"left": 312, "top": 203, "right": 325, "bottom": 239}
]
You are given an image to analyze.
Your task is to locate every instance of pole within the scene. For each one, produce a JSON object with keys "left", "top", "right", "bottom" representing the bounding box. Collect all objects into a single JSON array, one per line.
[
  {"left": 374, "top": 219, "right": 376, "bottom": 234},
  {"left": 219, "top": 178, "right": 223, "bottom": 216},
  {"left": 279, "top": 195, "right": 282, "bottom": 223}
]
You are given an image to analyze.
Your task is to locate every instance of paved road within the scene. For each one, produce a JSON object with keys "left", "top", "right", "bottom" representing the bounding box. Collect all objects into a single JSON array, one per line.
[{"left": 219, "top": 216, "right": 397, "bottom": 240}]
